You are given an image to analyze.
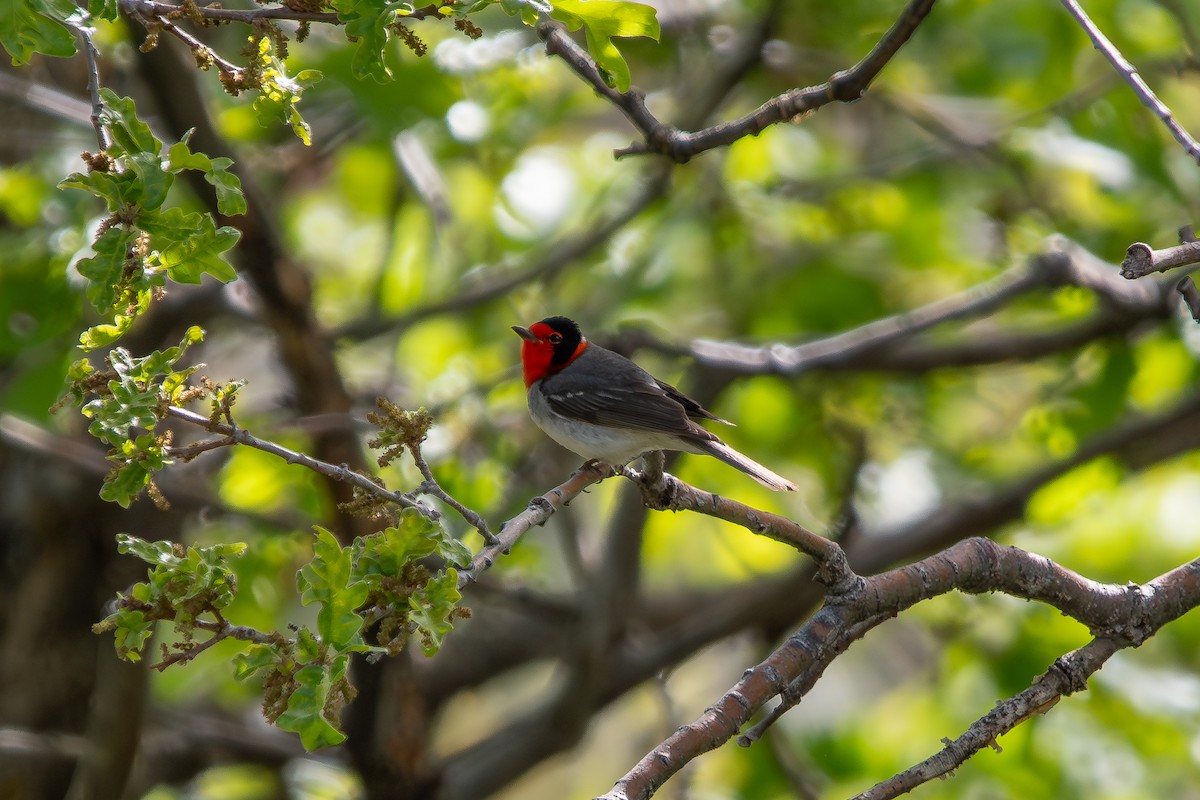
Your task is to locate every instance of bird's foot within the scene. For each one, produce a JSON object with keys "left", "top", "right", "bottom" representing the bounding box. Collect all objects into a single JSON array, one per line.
[{"left": 580, "top": 459, "right": 618, "bottom": 481}]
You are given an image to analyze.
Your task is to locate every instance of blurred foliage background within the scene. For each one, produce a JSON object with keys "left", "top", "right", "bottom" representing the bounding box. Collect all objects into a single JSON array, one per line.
[{"left": 2, "top": 0, "right": 1200, "bottom": 797}]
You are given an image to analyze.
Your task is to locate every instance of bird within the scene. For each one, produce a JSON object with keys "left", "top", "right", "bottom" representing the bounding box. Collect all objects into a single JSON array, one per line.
[{"left": 512, "top": 316, "right": 797, "bottom": 491}]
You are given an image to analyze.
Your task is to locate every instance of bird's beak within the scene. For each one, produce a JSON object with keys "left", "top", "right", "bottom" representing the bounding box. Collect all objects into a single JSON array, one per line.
[{"left": 512, "top": 325, "right": 538, "bottom": 342}]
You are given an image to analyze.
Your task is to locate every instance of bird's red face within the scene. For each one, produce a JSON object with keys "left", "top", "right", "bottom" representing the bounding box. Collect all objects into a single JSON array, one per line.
[{"left": 513, "top": 316, "right": 587, "bottom": 387}]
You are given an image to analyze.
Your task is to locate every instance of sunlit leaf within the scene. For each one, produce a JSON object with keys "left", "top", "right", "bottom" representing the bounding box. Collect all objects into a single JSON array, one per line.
[
  {"left": 549, "top": 0, "right": 659, "bottom": 91},
  {"left": 297, "top": 527, "right": 369, "bottom": 649},
  {"left": 0, "top": 0, "right": 77, "bottom": 64}
]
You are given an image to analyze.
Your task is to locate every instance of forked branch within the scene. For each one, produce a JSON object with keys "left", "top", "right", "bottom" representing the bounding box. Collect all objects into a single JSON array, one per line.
[
  {"left": 596, "top": 532, "right": 1200, "bottom": 800},
  {"left": 538, "top": 0, "right": 937, "bottom": 161}
]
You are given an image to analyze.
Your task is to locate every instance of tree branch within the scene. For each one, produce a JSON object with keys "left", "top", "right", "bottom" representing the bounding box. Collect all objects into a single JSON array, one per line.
[
  {"left": 1177, "top": 276, "right": 1200, "bottom": 321},
  {"left": 121, "top": 0, "right": 363, "bottom": 25},
  {"left": 1059, "top": 0, "right": 1200, "bottom": 162},
  {"left": 458, "top": 462, "right": 611, "bottom": 590},
  {"left": 150, "top": 615, "right": 278, "bottom": 671},
  {"left": 1121, "top": 226, "right": 1200, "bottom": 279},
  {"left": 127, "top": 6, "right": 244, "bottom": 78},
  {"left": 70, "top": 20, "right": 111, "bottom": 150},
  {"left": 598, "top": 539, "right": 1200, "bottom": 800},
  {"left": 540, "top": 0, "right": 937, "bottom": 161},
  {"left": 165, "top": 405, "right": 439, "bottom": 520},
  {"left": 852, "top": 554, "right": 1200, "bottom": 799},
  {"left": 629, "top": 241, "right": 1168, "bottom": 377},
  {"left": 627, "top": 466, "right": 854, "bottom": 590}
]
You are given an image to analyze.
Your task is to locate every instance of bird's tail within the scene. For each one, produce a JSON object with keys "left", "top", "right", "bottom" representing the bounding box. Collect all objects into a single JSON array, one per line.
[{"left": 696, "top": 440, "right": 798, "bottom": 492}]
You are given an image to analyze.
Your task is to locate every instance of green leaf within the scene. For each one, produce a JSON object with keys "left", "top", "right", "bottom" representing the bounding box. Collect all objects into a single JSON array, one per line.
[
  {"left": 87, "top": 0, "right": 118, "bottom": 21},
  {"left": 141, "top": 210, "right": 240, "bottom": 284},
  {"left": 295, "top": 625, "right": 321, "bottom": 662},
  {"left": 205, "top": 159, "right": 247, "bottom": 217},
  {"left": 59, "top": 169, "right": 141, "bottom": 212},
  {"left": 101, "top": 460, "right": 153, "bottom": 507},
  {"left": 126, "top": 151, "right": 173, "bottom": 211},
  {"left": 234, "top": 644, "right": 277, "bottom": 681},
  {"left": 98, "top": 89, "right": 161, "bottom": 156},
  {"left": 333, "top": 0, "right": 401, "bottom": 82},
  {"left": 353, "top": 510, "right": 441, "bottom": 581},
  {"left": 436, "top": 530, "right": 472, "bottom": 568},
  {"left": 0, "top": 0, "right": 78, "bottom": 65},
  {"left": 79, "top": 305, "right": 143, "bottom": 351},
  {"left": 74, "top": 226, "right": 137, "bottom": 314},
  {"left": 275, "top": 663, "right": 348, "bottom": 750},
  {"left": 297, "top": 528, "right": 369, "bottom": 649},
  {"left": 116, "top": 533, "right": 178, "bottom": 564},
  {"left": 247, "top": 34, "right": 322, "bottom": 143},
  {"left": 548, "top": 0, "right": 659, "bottom": 92},
  {"left": 80, "top": 325, "right": 205, "bottom": 446},
  {"left": 82, "top": 375, "right": 160, "bottom": 447},
  {"left": 109, "top": 609, "right": 154, "bottom": 660},
  {"left": 166, "top": 141, "right": 247, "bottom": 216},
  {"left": 409, "top": 569, "right": 462, "bottom": 656}
]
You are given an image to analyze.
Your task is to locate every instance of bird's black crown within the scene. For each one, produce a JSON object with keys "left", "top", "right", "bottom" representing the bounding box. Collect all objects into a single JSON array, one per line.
[{"left": 539, "top": 316, "right": 583, "bottom": 365}]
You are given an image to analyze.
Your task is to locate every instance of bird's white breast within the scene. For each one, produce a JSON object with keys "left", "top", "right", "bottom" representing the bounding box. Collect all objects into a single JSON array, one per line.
[{"left": 527, "top": 384, "right": 693, "bottom": 464}]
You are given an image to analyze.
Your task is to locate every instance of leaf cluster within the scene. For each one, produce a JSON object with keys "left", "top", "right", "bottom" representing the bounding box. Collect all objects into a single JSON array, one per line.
[
  {"left": 98, "top": 515, "right": 468, "bottom": 750},
  {"left": 93, "top": 534, "right": 248, "bottom": 661},
  {"left": 59, "top": 90, "right": 244, "bottom": 349},
  {"left": 58, "top": 326, "right": 205, "bottom": 508}
]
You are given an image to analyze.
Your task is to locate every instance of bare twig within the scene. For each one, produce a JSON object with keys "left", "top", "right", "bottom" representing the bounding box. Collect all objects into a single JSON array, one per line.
[
  {"left": 409, "top": 445, "right": 495, "bottom": 543},
  {"left": 121, "top": 0, "right": 338, "bottom": 25},
  {"left": 119, "top": 0, "right": 455, "bottom": 24},
  {"left": 851, "top": 639, "right": 1118, "bottom": 799},
  {"left": 458, "top": 462, "right": 611, "bottom": 590},
  {"left": 131, "top": 8, "right": 243, "bottom": 77},
  {"left": 165, "top": 405, "right": 439, "bottom": 520},
  {"left": 688, "top": 264, "right": 1040, "bottom": 374},
  {"left": 436, "top": 387, "right": 1200, "bottom": 799},
  {"left": 664, "top": 241, "right": 1163, "bottom": 376},
  {"left": 71, "top": 20, "right": 111, "bottom": 150},
  {"left": 1177, "top": 277, "right": 1200, "bottom": 321},
  {"left": 1059, "top": 0, "right": 1200, "bottom": 162},
  {"left": 147, "top": 613, "right": 280, "bottom": 671},
  {"left": 540, "top": 0, "right": 936, "bottom": 161},
  {"left": 738, "top": 613, "right": 888, "bottom": 747},
  {"left": 628, "top": 468, "right": 854, "bottom": 590}
]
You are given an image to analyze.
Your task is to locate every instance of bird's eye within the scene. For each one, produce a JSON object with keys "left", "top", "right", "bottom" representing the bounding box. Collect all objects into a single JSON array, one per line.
[{"left": 548, "top": 333, "right": 563, "bottom": 344}]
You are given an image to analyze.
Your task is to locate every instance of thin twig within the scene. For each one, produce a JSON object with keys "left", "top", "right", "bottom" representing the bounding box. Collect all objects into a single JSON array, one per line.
[
  {"left": 738, "top": 614, "right": 887, "bottom": 746},
  {"left": 121, "top": 0, "right": 339, "bottom": 24},
  {"left": 629, "top": 468, "right": 854, "bottom": 589},
  {"left": 165, "top": 405, "right": 439, "bottom": 521},
  {"left": 137, "top": 9, "right": 243, "bottom": 77},
  {"left": 540, "top": 0, "right": 936, "bottom": 161},
  {"left": 1059, "top": 0, "right": 1200, "bottom": 162},
  {"left": 458, "top": 461, "right": 611, "bottom": 590},
  {"left": 1177, "top": 277, "right": 1200, "bottom": 321},
  {"left": 643, "top": 241, "right": 1165, "bottom": 376},
  {"left": 409, "top": 445, "right": 496, "bottom": 543},
  {"left": 853, "top": 552, "right": 1200, "bottom": 799},
  {"left": 167, "top": 434, "right": 236, "bottom": 460},
  {"left": 72, "top": 20, "right": 111, "bottom": 150},
  {"left": 850, "top": 638, "right": 1121, "bottom": 799},
  {"left": 149, "top": 615, "right": 280, "bottom": 671},
  {"left": 690, "top": 265, "right": 1039, "bottom": 374}
]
